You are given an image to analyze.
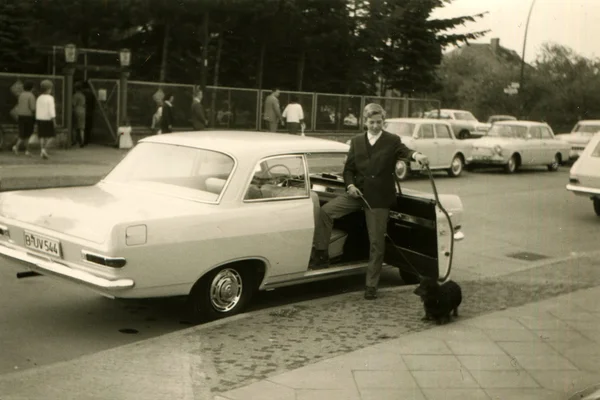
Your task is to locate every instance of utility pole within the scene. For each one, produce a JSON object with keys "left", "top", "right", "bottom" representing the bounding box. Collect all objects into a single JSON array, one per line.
[{"left": 519, "top": 0, "right": 537, "bottom": 117}]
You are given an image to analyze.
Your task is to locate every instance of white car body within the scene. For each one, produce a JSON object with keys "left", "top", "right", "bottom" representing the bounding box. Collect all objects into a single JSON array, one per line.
[
  {"left": 0, "top": 131, "right": 465, "bottom": 321},
  {"left": 566, "top": 132, "right": 600, "bottom": 216},
  {"left": 423, "top": 109, "right": 488, "bottom": 139},
  {"left": 385, "top": 118, "right": 473, "bottom": 179},
  {"left": 466, "top": 121, "right": 570, "bottom": 173},
  {"left": 556, "top": 120, "right": 600, "bottom": 160}
]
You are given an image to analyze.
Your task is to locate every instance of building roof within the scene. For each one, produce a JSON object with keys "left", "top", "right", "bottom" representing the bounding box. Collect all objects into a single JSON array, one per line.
[{"left": 445, "top": 38, "right": 524, "bottom": 67}]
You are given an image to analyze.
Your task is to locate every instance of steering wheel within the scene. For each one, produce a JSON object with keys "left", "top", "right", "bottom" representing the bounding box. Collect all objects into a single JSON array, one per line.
[{"left": 264, "top": 163, "right": 293, "bottom": 186}]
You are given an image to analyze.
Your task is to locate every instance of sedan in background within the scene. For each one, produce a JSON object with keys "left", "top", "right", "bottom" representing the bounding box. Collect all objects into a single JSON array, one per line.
[
  {"left": 423, "top": 109, "right": 489, "bottom": 139},
  {"left": 385, "top": 118, "right": 473, "bottom": 180},
  {"left": 466, "top": 121, "right": 570, "bottom": 173},
  {"left": 567, "top": 132, "right": 600, "bottom": 216},
  {"left": 556, "top": 120, "right": 600, "bottom": 160},
  {"left": 478, "top": 115, "right": 517, "bottom": 133}
]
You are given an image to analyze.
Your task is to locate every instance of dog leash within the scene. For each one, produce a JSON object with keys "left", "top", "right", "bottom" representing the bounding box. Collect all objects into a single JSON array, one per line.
[{"left": 357, "top": 163, "right": 454, "bottom": 283}]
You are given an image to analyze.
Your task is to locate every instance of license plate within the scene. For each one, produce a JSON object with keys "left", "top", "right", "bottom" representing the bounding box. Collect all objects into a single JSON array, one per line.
[
  {"left": 24, "top": 231, "right": 62, "bottom": 258},
  {"left": 474, "top": 155, "right": 491, "bottom": 160}
]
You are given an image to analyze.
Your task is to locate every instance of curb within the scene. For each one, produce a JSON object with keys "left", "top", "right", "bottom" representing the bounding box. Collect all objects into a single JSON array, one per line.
[{"left": 1, "top": 249, "right": 599, "bottom": 383}]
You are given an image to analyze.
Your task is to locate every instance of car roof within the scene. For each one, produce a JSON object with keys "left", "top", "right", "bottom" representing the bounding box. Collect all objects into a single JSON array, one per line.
[
  {"left": 494, "top": 120, "right": 548, "bottom": 127},
  {"left": 140, "top": 130, "right": 350, "bottom": 158},
  {"left": 387, "top": 118, "right": 450, "bottom": 124},
  {"left": 577, "top": 120, "right": 600, "bottom": 125}
]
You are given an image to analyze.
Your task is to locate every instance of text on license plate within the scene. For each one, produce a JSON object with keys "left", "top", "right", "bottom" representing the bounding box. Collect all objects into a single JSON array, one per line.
[
  {"left": 475, "top": 155, "right": 491, "bottom": 160},
  {"left": 24, "top": 231, "right": 62, "bottom": 258}
]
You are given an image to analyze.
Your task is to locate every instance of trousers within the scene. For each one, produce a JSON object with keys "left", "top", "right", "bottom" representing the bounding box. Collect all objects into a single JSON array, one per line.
[{"left": 314, "top": 193, "right": 389, "bottom": 288}]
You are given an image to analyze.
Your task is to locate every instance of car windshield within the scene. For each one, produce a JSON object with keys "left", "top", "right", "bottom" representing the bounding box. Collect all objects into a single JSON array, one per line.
[
  {"left": 487, "top": 124, "right": 528, "bottom": 138},
  {"left": 454, "top": 112, "right": 477, "bottom": 121},
  {"left": 385, "top": 122, "right": 414, "bottom": 137},
  {"left": 103, "top": 142, "right": 235, "bottom": 203},
  {"left": 573, "top": 124, "right": 600, "bottom": 134}
]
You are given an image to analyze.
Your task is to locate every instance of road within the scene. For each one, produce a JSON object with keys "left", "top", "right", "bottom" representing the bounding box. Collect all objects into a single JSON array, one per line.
[{"left": 0, "top": 165, "right": 597, "bottom": 376}]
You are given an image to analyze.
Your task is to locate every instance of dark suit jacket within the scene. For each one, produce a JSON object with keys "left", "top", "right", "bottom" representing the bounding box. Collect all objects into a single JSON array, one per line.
[
  {"left": 191, "top": 101, "right": 207, "bottom": 130},
  {"left": 343, "top": 131, "right": 415, "bottom": 208}
]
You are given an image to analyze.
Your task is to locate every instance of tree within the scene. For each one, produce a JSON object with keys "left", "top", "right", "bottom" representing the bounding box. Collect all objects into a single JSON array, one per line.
[{"left": 0, "top": 1, "right": 38, "bottom": 72}]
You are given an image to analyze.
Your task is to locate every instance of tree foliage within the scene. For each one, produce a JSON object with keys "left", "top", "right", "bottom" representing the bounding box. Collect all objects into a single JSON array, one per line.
[{"left": 0, "top": 0, "right": 485, "bottom": 95}]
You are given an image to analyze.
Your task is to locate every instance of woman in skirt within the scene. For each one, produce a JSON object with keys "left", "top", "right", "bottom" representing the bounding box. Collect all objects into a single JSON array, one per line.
[
  {"left": 35, "top": 80, "right": 57, "bottom": 159},
  {"left": 13, "top": 81, "right": 36, "bottom": 156}
]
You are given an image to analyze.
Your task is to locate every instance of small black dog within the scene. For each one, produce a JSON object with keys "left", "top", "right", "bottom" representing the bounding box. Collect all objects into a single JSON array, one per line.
[{"left": 414, "top": 277, "right": 462, "bottom": 325}]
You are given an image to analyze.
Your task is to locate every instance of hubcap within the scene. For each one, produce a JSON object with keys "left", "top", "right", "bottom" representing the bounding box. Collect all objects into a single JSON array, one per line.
[
  {"left": 508, "top": 158, "right": 515, "bottom": 171},
  {"left": 552, "top": 156, "right": 559, "bottom": 169},
  {"left": 210, "top": 269, "right": 243, "bottom": 313},
  {"left": 452, "top": 157, "right": 462, "bottom": 174}
]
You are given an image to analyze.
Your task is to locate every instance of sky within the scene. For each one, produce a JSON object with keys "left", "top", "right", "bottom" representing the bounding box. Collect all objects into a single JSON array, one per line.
[{"left": 431, "top": 0, "right": 600, "bottom": 62}]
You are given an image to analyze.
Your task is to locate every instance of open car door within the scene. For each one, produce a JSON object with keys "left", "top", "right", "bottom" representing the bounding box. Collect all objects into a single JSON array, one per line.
[{"left": 384, "top": 191, "right": 453, "bottom": 284}]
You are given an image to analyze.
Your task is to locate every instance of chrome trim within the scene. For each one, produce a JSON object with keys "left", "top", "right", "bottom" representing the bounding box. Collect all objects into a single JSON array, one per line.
[
  {"left": 81, "top": 250, "right": 127, "bottom": 268},
  {"left": 566, "top": 184, "right": 600, "bottom": 196},
  {"left": 0, "top": 242, "right": 134, "bottom": 290}
]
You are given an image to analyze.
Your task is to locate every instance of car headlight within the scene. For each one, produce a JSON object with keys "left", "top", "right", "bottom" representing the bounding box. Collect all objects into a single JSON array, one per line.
[{"left": 494, "top": 145, "right": 503, "bottom": 155}]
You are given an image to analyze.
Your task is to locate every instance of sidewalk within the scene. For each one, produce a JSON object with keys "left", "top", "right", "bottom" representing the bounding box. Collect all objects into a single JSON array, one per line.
[
  {"left": 0, "top": 254, "right": 599, "bottom": 400},
  {"left": 0, "top": 145, "right": 127, "bottom": 191}
]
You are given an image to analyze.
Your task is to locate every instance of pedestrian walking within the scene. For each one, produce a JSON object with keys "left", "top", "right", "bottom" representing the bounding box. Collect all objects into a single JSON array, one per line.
[
  {"left": 35, "top": 80, "right": 57, "bottom": 159},
  {"left": 72, "top": 82, "right": 86, "bottom": 147},
  {"left": 191, "top": 90, "right": 208, "bottom": 130},
  {"left": 263, "top": 89, "right": 282, "bottom": 132},
  {"left": 160, "top": 93, "right": 175, "bottom": 133},
  {"left": 12, "top": 81, "right": 36, "bottom": 156},
  {"left": 282, "top": 96, "right": 305, "bottom": 135},
  {"left": 310, "top": 103, "right": 429, "bottom": 300}
]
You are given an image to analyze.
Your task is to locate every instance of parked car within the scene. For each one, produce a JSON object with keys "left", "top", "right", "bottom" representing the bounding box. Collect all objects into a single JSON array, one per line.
[
  {"left": 478, "top": 115, "right": 517, "bottom": 133},
  {"left": 556, "top": 120, "right": 600, "bottom": 160},
  {"left": 566, "top": 132, "right": 600, "bottom": 216},
  {"left": 423, "top": 109, "right": 488, "bottom": 139},
  {"left": 466, "top": 121, "right": 570, "bottom": 173},
  {"left": 0, "top": 132, "right": 465, "bottom": 322},
  {"left": 384, "top": 118, "right": 472, "bottom": 180}
]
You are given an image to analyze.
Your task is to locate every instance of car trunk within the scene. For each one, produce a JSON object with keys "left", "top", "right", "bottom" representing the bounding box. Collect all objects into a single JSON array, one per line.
[{"left": 0, "top": 182, "right": 211, "bottom": 244}]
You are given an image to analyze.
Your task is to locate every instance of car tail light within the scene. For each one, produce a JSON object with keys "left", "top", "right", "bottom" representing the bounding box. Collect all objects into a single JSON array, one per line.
[
  {"left": 0, "top": 224, "right": 9, "bottom": 238},
  {"left": 82, "top": 251, "right": 126, "bottom": 268},
  {"left": 569, "top": 177, "right": 580, "bottom": 184}
]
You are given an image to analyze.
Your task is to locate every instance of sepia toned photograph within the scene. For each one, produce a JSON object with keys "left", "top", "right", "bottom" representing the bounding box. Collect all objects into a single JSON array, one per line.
[{"left": 0, "top": 0, "right": 599, "bottom": 399}]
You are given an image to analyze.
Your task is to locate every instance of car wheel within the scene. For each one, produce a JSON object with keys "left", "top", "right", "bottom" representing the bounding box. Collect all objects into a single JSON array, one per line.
[
  {"left": 594, "top": 198, "right": 600, "bottom": 217},
  {"left": 547, "top": 153, "right": 561, "bottom": 171},
  {"left": 504, "top": 155, "right": 518, "bottom": 174},
  {"left": 188, "top": 265, "right": 255, "bottom": 323},
  {"left": 447, "top": 155, "right": 464, "bottom": 177},
  {"left": 458, "top": 130, "right": 470, "bottom": 140},
  {"left": 395, "top": 160, "right": 409, "bottom": 181},
  {"left": 399, "top": 269, "right": 420, "bottom": 285}
]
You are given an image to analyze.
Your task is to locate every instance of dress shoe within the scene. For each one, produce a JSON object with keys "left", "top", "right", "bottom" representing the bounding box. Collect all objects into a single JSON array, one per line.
[
  {"left": 309, "top": 249, "right": 329, "bottom": 270},
  {"left": 364, "top": 286, "right": 378, "bottom": 300}
]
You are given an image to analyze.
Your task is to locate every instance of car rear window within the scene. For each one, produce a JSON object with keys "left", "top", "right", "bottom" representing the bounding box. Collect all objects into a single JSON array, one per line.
[{"left": 593, "top": 140, "right": 600, "bottom": 157}]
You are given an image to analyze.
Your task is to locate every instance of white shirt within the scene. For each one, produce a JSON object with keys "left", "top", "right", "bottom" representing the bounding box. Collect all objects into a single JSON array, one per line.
[
  {"left": 282, "top": 103, "right": 304, "bottom": 123},
  {"left": 35, "top": 94, "right": 56, "bottom": 121},
  {"left": 367, "top": 131, "right": 381, "bottom": 145}
]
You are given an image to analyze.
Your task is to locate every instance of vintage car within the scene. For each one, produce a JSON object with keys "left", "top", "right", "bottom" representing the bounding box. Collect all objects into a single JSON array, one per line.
[
  {"left": 556, "top": 120, "right": 600, "bottom": 160},
  {"left": 0, "top": 132, "right": 465, "bottom": 322},
  {"left": 466, "top": 121, "right": 570, "bottom": 173},
  {"left": 384, "top": 118, "right": 473, "bottom": 180},
  {"left": 566, "top": 132, "right": 600, "bottom": 216},
  {"left": 424, "top": 109, "right": 488, "bottom": 139},
  {"left": 477, "top": 115, "right": 517, "bottom": 133}
]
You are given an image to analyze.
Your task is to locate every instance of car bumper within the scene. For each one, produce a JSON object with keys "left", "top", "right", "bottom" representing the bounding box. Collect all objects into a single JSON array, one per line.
[
  {"left": 568, "top": 149, "right": 584, "bottom": 159},
  {"left": 466, "top": 154, "right": 507, "bottom": 165},
  {"left": 566, "top": 183, "right": 600, "bottom": 198},
  {"left": 0, "top": 240, "right": 134, "bottom": 294}
]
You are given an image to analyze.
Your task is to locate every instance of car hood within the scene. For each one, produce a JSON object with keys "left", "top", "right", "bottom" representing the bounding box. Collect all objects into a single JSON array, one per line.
[
  {"left": 556, "top": 133, "right": 593, "bottom": 145},
  {"left": 0, "top": 182, "right": 213, "bottom": 244}
]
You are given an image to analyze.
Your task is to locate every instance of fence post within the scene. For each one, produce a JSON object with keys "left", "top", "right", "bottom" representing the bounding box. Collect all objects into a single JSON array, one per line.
[{"left": 402, "top": 95, "right": 409, "bottom": 118}]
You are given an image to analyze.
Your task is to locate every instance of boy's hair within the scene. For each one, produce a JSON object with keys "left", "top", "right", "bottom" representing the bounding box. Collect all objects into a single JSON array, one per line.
[{"left": 363, "top": 103, "right": 386, "bottom": 120}]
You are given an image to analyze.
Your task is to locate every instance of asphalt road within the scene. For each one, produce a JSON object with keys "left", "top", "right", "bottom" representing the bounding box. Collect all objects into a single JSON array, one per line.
[{"left": 0, "top": 165, "right": 597, "bottom": 376}]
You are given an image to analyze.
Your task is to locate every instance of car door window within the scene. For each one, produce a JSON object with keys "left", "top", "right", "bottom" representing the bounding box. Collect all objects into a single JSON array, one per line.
[
  {"left": 529, "top": 127, "right": 542, "bottom": 139},
  {"left": 418, "top": 124, "right": 435, "bottom": 139},
  {"left": 434, "top": 124, "right": 452, "bottom": 139},
  {"left": 244, "top": 155, "right": 309, "bottom": 201},
  {"left": 540, "top": 126, "right": 553, "bottom": 139}
]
